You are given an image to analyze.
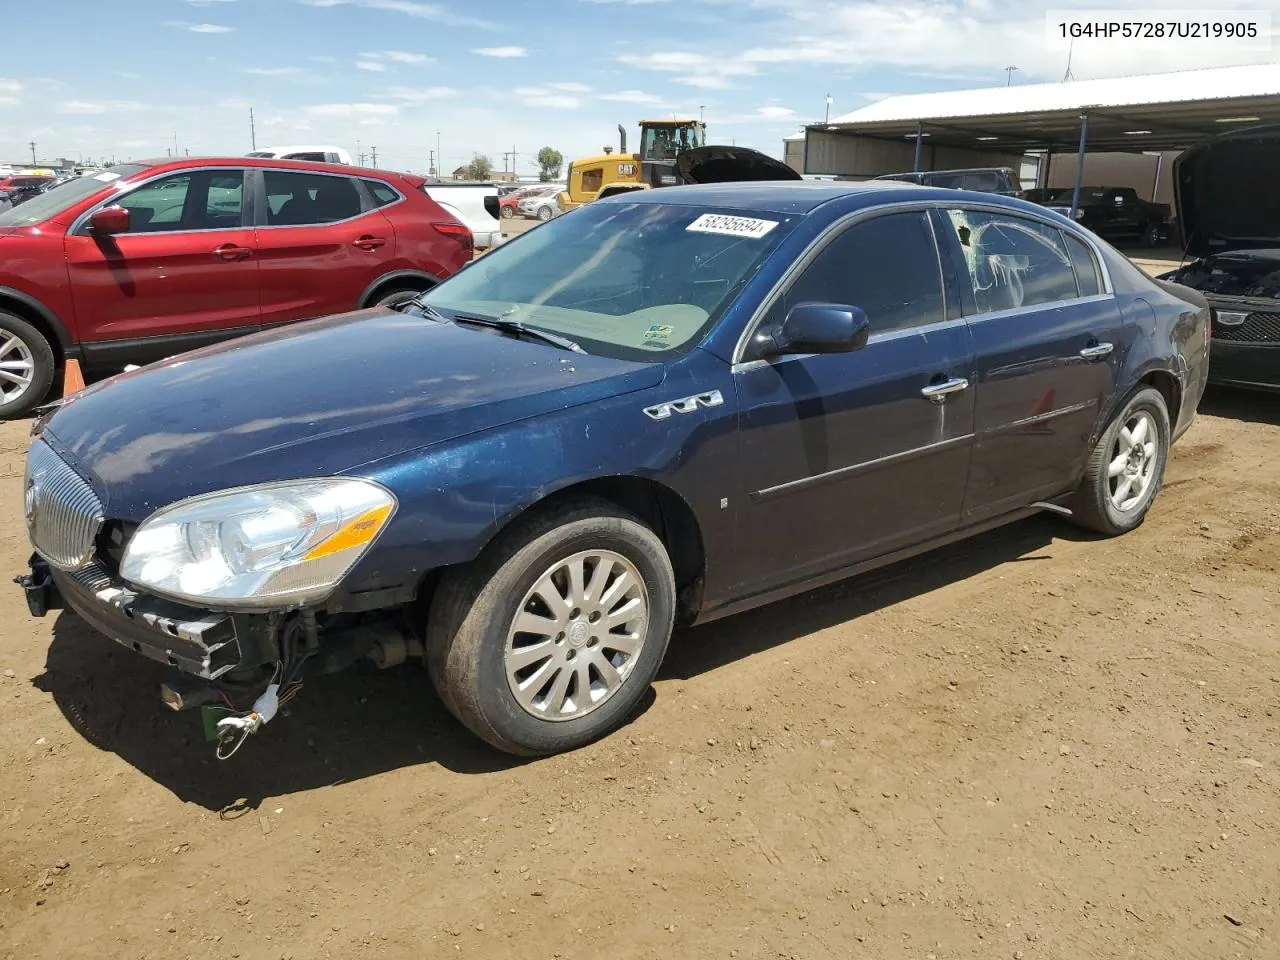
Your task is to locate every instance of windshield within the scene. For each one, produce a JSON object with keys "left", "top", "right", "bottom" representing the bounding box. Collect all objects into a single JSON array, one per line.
[
  {"left": 639, "top": 124, "right": 706, "bottom": 163},
  {"left": 0, "top": 165, "right": 146, "bottom": 227},
  {"left": 420, "top": 201, "right": 795, "bottom": 361}
]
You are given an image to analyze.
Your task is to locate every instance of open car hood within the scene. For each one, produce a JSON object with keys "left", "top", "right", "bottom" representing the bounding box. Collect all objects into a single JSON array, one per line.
[
  {"left": 675, "top": 146, "right": 802, "bottom": 185},
  {"left": 1176, "top": 124, "right": 1280, "bottom": 259}
]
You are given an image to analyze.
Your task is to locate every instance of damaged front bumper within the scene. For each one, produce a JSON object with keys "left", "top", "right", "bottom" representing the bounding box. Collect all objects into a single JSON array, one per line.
[{"left": 17, "top": 553, "right": 276, "bottom": 680}]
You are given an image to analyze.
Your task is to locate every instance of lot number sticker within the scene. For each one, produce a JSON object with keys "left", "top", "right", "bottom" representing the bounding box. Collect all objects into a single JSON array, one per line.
[{"left": 687, "top": 213, "right": 778, "bottom": 239}]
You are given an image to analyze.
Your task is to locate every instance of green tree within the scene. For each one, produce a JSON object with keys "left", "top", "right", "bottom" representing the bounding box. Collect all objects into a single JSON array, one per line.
[
  {"left": 465, "top": 153, "right": 494, "bottom": 180},
  {"left": 537, "top": 146, "right": 564, "bottom": 182}
]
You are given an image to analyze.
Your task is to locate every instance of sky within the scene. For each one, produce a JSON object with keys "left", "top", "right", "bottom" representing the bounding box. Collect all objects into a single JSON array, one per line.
[{"left": 0, "top": 0, "right": 1276, "bottom": 175}]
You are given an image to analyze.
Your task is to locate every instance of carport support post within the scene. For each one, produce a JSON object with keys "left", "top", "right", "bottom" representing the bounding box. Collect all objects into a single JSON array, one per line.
[
  {"left": 913, "top": 123, "right": 924, "bottom": 173},
  {"left": 1069, "top": 113, "right": 1089, "bottom": 219}
]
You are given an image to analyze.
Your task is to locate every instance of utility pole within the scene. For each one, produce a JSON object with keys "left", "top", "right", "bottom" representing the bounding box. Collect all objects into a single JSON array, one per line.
[
  {"left": 824, "top": 93, "right": 833, "bottom": 124},
  {"left": 356, "top": 138, "right": 363, "bottom": 165},
  {"left": 699, "top": 104, "right": 706, "bottom": 123},
  {"left": 370, "top": 146, "right": 378, "bottom": 167},
  {"left": 509, "top": 144, "right": 517, "bottom": 178},
  {"left": 436, "top": 131, "right": 442, "bottom": 173},
  {"left": 1005, "top": 65, "right": 1018, "bottom": 86},
  {"left": 428, "top": 149, "right": 436, "bottom": 177},
  {"left": 28, "top": 140, "right": 36, "bottom": 165},
  {"left": 249, "top": 108, "right": 257, "bottom": 150},
  {"left": 174, "top": 131, "right": 179, "bottom": 157}
]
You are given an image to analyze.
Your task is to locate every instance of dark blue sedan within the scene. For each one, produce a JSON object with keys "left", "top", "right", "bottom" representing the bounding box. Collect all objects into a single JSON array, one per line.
[{"left": 18, "top": 181, "right": 1211, "bottom": 757}]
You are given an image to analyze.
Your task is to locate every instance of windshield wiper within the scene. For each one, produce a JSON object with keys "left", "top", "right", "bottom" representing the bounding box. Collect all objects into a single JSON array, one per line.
[{"left": 448, "top": 311, "right": 586, "bottom": 354}]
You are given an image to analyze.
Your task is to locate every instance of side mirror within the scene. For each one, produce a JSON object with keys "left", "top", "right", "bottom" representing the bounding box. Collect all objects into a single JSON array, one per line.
[
  {"left": 765, "top": 302, "right": 870, "bottom": 358},
  {"left": 89, "top": 206, "right": 130, "bottom": 235}
]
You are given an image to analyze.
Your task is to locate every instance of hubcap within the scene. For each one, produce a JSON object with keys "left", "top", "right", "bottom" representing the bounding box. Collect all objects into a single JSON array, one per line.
[
  {"left": 0, "top": 332, "right": 34, "bottom": 404},
  {"left": 505, "top": 550, "right": 648, "bottom": 722},
  {"left": 1107, "top": 410, "right": 1159, "bottom": 512}
]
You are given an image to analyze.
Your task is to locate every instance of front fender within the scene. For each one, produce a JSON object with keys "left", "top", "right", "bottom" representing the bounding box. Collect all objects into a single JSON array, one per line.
[{"left": 339, "top": 356, "right": 739, "bottom": 601}]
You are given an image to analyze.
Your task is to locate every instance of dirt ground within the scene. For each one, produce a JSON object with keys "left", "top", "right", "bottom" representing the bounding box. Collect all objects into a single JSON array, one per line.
[{"left": 2, "top": 272, "right": 1278, "bottom": 959}]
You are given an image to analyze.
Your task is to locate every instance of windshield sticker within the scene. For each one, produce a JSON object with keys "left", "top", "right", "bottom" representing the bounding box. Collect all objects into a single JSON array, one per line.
[
  {"left": 93, "top": 171, "right": 121, "bottom": 182},
  {"left": 686, "top": 213, "right": 778, "bottom": 239},
  {"left": 642, "top": 323, "right": 674, "bottom": 345}
]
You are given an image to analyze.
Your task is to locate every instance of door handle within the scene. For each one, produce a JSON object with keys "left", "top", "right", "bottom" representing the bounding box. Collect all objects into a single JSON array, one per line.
[
  {"left": 353, "top": 236, "right": 387, "bottom": 251},
  {"left": 920, "top": 377, "right": 969, "bottom": 403},
  {"left": 1079, "top": 341, "right": 1114, "bottom": 360},
  {"left": 212, "top": 243, "right": 251, "bottom": 261}
]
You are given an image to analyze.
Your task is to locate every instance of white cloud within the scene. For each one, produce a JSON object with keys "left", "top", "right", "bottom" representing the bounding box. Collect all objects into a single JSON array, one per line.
[
  {"left": 617, "top": 51, "right": 756, "bottom": 89},
  {"left": 165, "top": 20, "right": 236, "bottom": 33},
  {"left": 755, "top": 105, "right": 796, "bottom": 119},
  {"left": 676, "top": 0, "right": 1277, "bottom": 85},
  {"left": 355, "top": 60, "right": 388, "bottom": 72},
  {"left": 296, "top": 0, "right": 495, "bottom": 28},
  {"left": 309, "top": 55, "right": 338, "bottom": 63},
  {"left": 384, "top": 85, "right": 457, "bottom": 102},
  {"left": 472, "top": 46, "right": 528, "bottom": 58},
  {"left": 599, "top": 89, "right": 664, "bottom": 105},
  {"left": 379, "top": 50, "right": 431, "bottom": 63},
  {"left": 546, "top": 82, "right": 590, "bottom": 93},
  {"left": 244, "top": 66, "right": 308, "bottom": 76},
  {"left": 515, "top": 86, "right": 581, "bottom": 109},
  {"left": 304, "top": 102, "right": 400, "bottom": 118},
  {"left": 57, "top": 100, "right": 148, "bottom": 115}
]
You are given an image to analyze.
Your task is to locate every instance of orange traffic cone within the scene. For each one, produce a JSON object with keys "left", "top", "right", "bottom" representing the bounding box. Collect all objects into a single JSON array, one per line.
[{"left": 62, "top": 358, "right": 85, "bottom": 396}]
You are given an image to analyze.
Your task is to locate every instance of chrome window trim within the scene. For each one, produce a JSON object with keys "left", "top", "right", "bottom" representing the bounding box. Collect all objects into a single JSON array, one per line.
[
  {"left": 729, "top": 198, "right": 1116, "bottom": 368},
  {"left": 69, "top": 165, "right": 251, "bottom": 237},
  {"left": 960, "top": 292, "right": 1116, "bottom": 326}
]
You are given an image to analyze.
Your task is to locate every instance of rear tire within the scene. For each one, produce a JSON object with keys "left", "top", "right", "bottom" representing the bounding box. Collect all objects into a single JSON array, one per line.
[
  {"left": 501, "top": 206, "right": 514, "bottom": 219},
  {"left": 1142, "top": 222, "right": 1161, "bottom": 248},
  {"left": 537, "top": 206, "right": 553, "bottom": 222},
  {"left": 1069, "top": 386, "right": 1170, "bottom": 536},
  {"left": 0, "top": 311, "right": 55, "bottom": 419},
  {"left": 426, "top": 497, "right": 676, "bottom": 756}
]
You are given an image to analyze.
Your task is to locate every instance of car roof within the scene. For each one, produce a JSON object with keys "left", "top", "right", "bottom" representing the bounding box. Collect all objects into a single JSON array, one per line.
[
  {"left": 126, "top": 156, "right": 406, "bottom": 178},
  {"left": 604, "top": 179, "right": 1010, "bottom": 215}
]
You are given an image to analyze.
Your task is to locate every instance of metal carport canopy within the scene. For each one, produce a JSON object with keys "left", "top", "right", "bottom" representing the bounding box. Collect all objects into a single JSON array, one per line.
[{"left": 813, "top": 64, "right": 1280, "bottom": 153}]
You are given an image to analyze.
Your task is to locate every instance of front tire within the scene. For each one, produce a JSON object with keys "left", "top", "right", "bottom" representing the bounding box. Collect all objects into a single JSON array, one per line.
[
  {"left": 371, "top": 284, "right": 428, "bottom": 312},
  {"left": 1069, "top": 386, "right": 1170, "bottom": 535},
  {"left": 0, "top": 311, "right": 55, "bottom": 419},
  {"left": 1142, "top": 222, "right": 1161, "bottom": 248},
  {"left": 501, "top": 206, "right": 514, "bottom": 219},
  {"left": 427, "top": 498, "right": 676, "bottom": 756},
  {"left": 537, "top": 206, "right": 553, "bottom": 222}
]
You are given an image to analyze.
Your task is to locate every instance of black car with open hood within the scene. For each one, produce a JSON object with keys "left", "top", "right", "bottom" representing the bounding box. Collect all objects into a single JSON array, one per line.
[
  {"left": 1162, "top": 124, "right": 1280, "bottom": 391},
  {"left": 674, "top": 145, "right": 802, "bottom": 185}
]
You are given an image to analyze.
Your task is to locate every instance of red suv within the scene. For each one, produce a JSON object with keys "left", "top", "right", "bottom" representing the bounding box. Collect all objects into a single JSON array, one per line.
[{"left": 0, "top": 157, "right": 473, "bottom": 416}]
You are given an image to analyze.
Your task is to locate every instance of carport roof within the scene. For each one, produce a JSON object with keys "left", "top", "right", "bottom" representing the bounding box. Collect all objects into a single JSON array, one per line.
[{"left": 813, "top": 64, "right": 1280, "bottom": 153}]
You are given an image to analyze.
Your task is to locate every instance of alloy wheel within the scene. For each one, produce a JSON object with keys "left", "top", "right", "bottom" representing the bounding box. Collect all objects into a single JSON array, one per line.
[
  {"left": 505, "top": 550, "right": 648, "bottom": 721},
  {"left": 0, "top": 332, "right": 35, "bottom": 404},
  {"left": 1107, "top": 410, "right": 1159, "bottom": 512}
]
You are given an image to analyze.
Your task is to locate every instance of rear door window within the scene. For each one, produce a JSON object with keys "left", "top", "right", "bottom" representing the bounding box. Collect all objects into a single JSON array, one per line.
[
  {"left": 1063, "top": 232, "right": 1103, "bottom": 297},
  {"left": 946, "top": 209, "right": 1080, "bottom": 313},
  {"left": 264, "top": 171, "right": 363, "bottom": 225}
]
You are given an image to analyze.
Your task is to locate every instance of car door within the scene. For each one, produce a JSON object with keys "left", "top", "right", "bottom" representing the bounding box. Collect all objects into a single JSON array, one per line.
[
  {"left": 253, "top": 168, "right": 398, "bottom": 326},
  {"left": 731, "top": 209, "right": 976, "bottom": 593},
  {"left": 936, "top": 206, "right": 1129, "bottom": 519},
  {"left": 64, "top": 167, "right": 260, "bottom": 368}
]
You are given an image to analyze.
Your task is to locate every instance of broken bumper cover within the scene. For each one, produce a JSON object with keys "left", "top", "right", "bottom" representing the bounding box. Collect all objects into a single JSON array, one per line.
[{"left": 20, "top": 554, "right": 270, "bottom": 680}]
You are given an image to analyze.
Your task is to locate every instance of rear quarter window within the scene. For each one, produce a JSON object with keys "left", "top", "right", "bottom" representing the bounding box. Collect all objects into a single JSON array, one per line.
[{"left": 365, "top": 179, "right": 402, "bottom": 207}]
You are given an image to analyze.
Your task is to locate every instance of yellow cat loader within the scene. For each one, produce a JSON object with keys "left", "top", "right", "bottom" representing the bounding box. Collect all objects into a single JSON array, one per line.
[{"left": 557, "top": 120, "right": 798, "bottom": 214}]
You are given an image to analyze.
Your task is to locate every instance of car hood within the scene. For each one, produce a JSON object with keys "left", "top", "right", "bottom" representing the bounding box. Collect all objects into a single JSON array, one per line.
[
  {"left": 675, "top": 146, "right": 802, "bottom": 184},
  {"left": 1176, "top": 125, "right": 1280, "bottom": 258},
  {"left": 1162, "top": 248, "right": 1280, "bottom": 301},
  {"left": 41, "top": 309, "right": 664, "bottom": 521}
]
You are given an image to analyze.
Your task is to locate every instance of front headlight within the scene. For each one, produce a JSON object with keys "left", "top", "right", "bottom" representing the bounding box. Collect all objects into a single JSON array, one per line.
[{"left": 120, "top": 478, "right": 396, "bottom": 609}]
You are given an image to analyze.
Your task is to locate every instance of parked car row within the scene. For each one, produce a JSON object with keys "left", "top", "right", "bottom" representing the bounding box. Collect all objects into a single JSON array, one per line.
[
  {"left": 498, "top": 183, "right": 566, "bottom": 221},
  {"left": 0, "top": 156, "right": 476, "bottom": 416}
]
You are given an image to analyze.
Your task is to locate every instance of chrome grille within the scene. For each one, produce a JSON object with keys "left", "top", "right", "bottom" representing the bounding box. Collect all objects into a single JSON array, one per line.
[
  {"left": 24, "top": 440, "right": 104, "bottom": 571},
  {"left": 1213, "top": 310, "right": 1280, "bottom": 344}
]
